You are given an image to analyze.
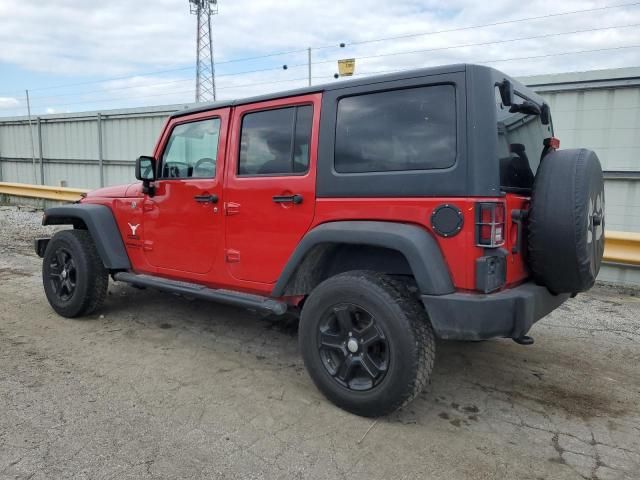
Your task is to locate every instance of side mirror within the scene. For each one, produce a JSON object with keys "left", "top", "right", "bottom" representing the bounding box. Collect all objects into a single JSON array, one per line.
[
  {"left": 135, "top": 155, "right": 156, "bottom": 181},
  {"left": 499, "top": 79, "right": 514, "bottom": 107},
  {"left": 135, "top": 156, "right": 156, "bottom": 196}
]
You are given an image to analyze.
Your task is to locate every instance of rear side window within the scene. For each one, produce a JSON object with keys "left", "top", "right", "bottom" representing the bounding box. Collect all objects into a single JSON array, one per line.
[
  {"left": 238, "top": 105, "right": 313, "bottom": 176},
  {"left": 496, "top": 87, "right": 552, "bottom": 191},
  {"left": 334, "top": 85, "right": 456, "bottom": 173}
]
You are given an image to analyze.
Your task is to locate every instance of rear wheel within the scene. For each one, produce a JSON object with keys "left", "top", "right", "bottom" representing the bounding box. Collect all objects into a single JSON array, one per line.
[
  {"left": 299, "top": 271, "right": 435, "bottom": 417},
  {"left": 42, "top": 230, "right": 108, "bottom": 318}
]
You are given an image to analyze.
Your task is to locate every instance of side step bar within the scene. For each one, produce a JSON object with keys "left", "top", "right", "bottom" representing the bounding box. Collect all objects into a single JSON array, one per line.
[{"left": 113, "top": 272, "right": 288, "bottom": 315}]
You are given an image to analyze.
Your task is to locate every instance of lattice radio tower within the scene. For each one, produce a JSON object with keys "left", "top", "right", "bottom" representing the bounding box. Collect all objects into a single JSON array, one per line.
[{"left": 189, "top": 0, "right": 218, "bottom": 102}]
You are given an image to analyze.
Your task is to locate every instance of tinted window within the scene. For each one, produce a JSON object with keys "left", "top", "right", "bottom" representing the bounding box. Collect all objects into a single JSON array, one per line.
[
  {"left": 334, "top": 85, "right": 456, "bottom": 173},
  {"left": 161, "top": 118, "right": 220, "bottom": 178},
  {"left": 238, "top": 105, "right": 312, "bottom": 175},
  {"left": 496, "top": 87, "right": 552, "bottom": 191}
]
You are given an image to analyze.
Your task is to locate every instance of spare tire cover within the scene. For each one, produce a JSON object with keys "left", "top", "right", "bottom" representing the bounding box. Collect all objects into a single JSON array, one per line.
[{"left": 528, "top": 149, "right": 605, "bottom": 294}]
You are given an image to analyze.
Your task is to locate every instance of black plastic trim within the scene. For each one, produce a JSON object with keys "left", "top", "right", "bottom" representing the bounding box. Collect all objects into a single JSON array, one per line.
[
  {"left": 114, "top": 272, "right": 287, "bottom": 315},
  {"left": 34, "top": 238, "right": 50, "bottom": 258},
  {"left": 272, "top": 221, "right": 454, "bottom": 297},
  {"left": 421, "top": 282, "right": 569, "bottom": 340},
  {"left": 42, "top": 204, "right": 131, "bottom": 270}
]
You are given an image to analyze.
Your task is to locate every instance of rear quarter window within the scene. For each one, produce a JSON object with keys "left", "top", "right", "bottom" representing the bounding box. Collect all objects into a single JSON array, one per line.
[
  {"left": 334, "top": 85, "right": 456, "bottom": 173},
  {"left": 496, "top": 87, "right": 552, "bottom": 191}
]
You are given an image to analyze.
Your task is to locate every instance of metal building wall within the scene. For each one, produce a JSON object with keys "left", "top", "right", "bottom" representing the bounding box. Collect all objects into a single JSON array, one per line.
[{"left": 522, "top": 67, "right": 640, "bottom": 286}]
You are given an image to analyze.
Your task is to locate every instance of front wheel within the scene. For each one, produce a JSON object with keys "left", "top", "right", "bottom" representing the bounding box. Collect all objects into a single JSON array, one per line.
[
  {"left": 42, "top": 229, "right": 108, "bottom": 318},
  {"left": 299, "top": 271, "right": 435, "bottom": 417}
]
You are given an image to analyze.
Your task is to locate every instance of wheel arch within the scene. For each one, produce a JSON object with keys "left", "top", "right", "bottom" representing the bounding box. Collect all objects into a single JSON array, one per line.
[
  {"left": 272, "top": 221, "right": 454, "bottom": 297},
  {"left": 43, "top": 204, "right": 131, "bottom": 270}
]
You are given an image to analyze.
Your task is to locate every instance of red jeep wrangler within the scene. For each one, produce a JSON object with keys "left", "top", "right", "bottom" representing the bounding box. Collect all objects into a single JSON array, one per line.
[{"left": 36, "top": 64, "right": 605, "bottom": 417}]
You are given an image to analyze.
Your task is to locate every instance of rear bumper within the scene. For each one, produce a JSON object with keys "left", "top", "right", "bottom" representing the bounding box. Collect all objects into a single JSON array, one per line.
[{"left": 421, "top": 282, "right": 569, "bottom": 341}]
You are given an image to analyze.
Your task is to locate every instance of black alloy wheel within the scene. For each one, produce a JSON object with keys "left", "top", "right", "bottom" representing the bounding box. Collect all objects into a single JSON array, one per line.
[
  {"left": 317, "top": 303, "right": 389, "bottom": 391},
  {"left": 48, "top": 247, "right": 77, "bottom": 301}
]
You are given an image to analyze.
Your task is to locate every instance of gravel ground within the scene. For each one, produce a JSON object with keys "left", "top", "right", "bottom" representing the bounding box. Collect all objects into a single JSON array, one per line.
[
  {"left": 0, "top": 205, "right": 63, "bottom": 256},
  {"left": 1, "top": 206, "right": 639, "bottom": 480}
]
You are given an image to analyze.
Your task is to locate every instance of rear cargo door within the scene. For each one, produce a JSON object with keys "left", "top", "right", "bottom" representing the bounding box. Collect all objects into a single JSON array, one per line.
[{"left": 495, "top": 87, "right": 553, "bottom": 284}]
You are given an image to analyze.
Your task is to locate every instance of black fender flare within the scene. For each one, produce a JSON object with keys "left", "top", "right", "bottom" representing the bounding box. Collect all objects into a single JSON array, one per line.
[
  {"left": 42, "top": 204, "right": 131, "bottom": 270},
  {"left": 272, "top": 221, "right": 454, "bottom": 297}
]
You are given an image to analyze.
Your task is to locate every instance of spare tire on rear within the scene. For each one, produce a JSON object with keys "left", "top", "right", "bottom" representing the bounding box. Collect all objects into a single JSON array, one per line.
[{"left": 528, "top": 148, "right": 605, "bottom": 294}]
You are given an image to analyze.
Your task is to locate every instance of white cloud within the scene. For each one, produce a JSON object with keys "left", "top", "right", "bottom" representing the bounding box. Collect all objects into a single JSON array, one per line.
[
  {"left": 1, "top": 0, "right": 640, "bottom": 112},
  {"left": 0, "top": 97, "right": 19, "bottom": 108}
]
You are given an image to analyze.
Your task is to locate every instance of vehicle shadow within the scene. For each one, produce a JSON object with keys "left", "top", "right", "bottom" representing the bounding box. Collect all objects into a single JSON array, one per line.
[{"left": 96, "top": 281, "right": 623, "bottom": 427}]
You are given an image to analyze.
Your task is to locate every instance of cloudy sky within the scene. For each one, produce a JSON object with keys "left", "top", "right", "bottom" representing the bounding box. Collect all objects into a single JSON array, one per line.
[{"left": 0, "top": 0, "right": 639, "bottom": 117}]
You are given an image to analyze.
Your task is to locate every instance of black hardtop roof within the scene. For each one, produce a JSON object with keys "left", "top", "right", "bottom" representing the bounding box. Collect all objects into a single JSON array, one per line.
[
  {"left": 171, "top": 63, "right": 471, "bottom": 119},
  {"left": 170, "top": 63, "right": 545, "bottom": 119}
]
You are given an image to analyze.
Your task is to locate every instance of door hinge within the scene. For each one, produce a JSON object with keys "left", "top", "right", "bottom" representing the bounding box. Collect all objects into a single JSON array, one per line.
[
  {"left": 224, "top": 202, "right": 240, "bottom": 216},
  {"left": 225, "top": 249, "right": 240, "bottom": 263}
]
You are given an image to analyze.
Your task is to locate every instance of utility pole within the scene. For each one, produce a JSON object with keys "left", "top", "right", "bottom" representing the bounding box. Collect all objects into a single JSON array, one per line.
[
  {"left": 189, "top": 0, "right": 218, "bottom": 103},
  {"left": 308, "top": 47, "right": 312, "bottom": 86},
  {"left": 25, "top": 89, "right": 38, "bottom": 184}
]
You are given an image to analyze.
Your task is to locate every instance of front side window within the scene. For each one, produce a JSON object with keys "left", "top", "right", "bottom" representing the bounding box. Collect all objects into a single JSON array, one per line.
[
  {"left": 161, "top": 118, "right": 220, "bottom": 179},
  {"left": 238, "top": 105, "right": 313, "bottom": 176},
  {"left": 496, "top": 87, "right": 552, "bottom": 191},
  {"left": 334, "top": 85, "right": 457, "bottom": 173}
]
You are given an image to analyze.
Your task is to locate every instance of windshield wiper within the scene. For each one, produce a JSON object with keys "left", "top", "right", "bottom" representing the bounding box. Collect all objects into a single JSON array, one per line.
[{"left": 509, "top": 101, "right": 541, "bottom": 116}]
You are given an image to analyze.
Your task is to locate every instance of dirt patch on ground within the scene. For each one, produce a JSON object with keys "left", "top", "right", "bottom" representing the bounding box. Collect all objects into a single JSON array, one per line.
[
  {"left": 514, "top": 382, "right": 629, "bottom": 420},
  {"left": 0, "top": 266, "right": 31, "bottom": 280}
]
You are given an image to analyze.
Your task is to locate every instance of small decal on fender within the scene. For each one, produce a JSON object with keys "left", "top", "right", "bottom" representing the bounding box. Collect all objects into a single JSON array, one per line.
[{"left": 128, "top": 223, "right": 140, "bottom": 236}]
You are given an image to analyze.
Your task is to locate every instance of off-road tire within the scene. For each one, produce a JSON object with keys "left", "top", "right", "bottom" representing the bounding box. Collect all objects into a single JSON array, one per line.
[
  {"left": 299, "top": 271, "right": 435, "bottom": 417},
  {"left": 42, "top": 229, "right": 108, "bottom": 318}
]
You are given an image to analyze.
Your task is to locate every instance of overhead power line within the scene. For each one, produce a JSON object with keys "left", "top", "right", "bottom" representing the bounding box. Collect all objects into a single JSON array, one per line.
[
  {"left": 329, "top": 1, "right": 640, "bottom": 48},
  {"left": 306, "top": 22, "right": 640, "bottom": 68},
  {"left": 0, "top": 0, "right": 637, "bottom": 97},
  {"left": 4, "top": 42, "right": 638, "bottom": 114},
  {"left": 212, "top": 21, "right": 640, "bottom": 75},
  {"left": 11, "top": 76, "right": 312, "bottom": 111},
  {"left": 335, "top": 44, "right": 640, "bottom": 79},
  {"left": 25, "top": 19, "right": 640, "bottom": 105}
]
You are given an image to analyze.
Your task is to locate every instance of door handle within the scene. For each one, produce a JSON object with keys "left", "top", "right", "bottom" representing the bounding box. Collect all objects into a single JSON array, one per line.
[
  {"left": 272, "top": 194, "right": 303, "bottom": 204},
  {"left": 194, "top": 194, "right": 218, "bottom": 204}
]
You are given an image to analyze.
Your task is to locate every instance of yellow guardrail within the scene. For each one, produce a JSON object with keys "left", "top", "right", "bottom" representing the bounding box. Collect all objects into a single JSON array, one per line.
[
  {"left": 603, "top": 231, "right": 640, "bottom": 266},
  {"left": 0, "top": 182, "right": 639, "bottom": 266},
  {"left": 0, "top": 182, "right": 88, "bottom": 203}
]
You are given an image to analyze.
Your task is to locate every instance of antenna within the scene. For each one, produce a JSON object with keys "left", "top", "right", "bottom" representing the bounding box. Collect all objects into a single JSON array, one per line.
[{"left": 189, "top": 0, "right": 218, "bottom": 102}]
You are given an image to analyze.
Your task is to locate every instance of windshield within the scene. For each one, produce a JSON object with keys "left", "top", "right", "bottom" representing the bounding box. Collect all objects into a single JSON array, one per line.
[{"left": 496, "top": 87, "right": 552, "bottom": 192}]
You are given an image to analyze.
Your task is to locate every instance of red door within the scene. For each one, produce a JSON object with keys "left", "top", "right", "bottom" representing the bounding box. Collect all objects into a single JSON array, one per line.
[
  {"left": 142, "top": 109, "right": 229, "bottom": 279},
  {"left": 224, "top": 94, "right": 321, "bottom": 285}
]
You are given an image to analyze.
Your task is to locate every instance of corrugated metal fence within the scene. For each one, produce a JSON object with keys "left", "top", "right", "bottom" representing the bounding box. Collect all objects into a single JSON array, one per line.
[
  {"left": 0, "top": 105, "right": 184, "bottom": 190},
  {"left": 1, "top": 67, "right": 639, "bottom": 285},
  {"left": 522, "top": 67, "right": 640, "bottom": 285}
]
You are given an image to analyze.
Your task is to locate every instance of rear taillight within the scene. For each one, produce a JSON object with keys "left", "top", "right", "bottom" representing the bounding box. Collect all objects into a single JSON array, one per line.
[{"left": 476, "top": 202, "right": 506, "bottom": 248}]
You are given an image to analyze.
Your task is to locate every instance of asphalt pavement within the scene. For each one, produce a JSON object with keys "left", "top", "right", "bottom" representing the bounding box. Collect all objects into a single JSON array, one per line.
[{"left": 1, "top": 206, "right": 639, "bottom": 480}]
